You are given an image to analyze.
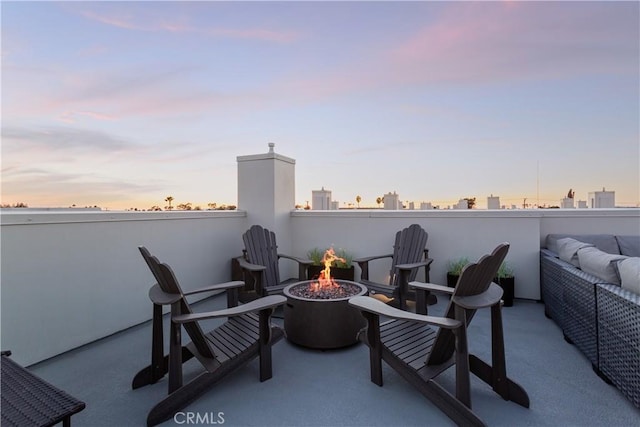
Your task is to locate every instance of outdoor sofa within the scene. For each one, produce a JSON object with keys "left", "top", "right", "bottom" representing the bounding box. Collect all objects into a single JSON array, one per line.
[{"left": 540, "top": 233, "right": 639, "bottom": 408}]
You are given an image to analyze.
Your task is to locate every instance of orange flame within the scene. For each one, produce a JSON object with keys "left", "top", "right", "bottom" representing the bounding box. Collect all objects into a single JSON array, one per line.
[{"left": 309, "top": 247, "right": 346, "bottom": 292}]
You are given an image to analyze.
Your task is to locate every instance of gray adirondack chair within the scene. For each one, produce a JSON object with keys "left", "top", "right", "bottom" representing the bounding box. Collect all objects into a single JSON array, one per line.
[
  {"left": 349, "top": 243, "right": 530, "bottom": 427},
  {"left": 355, "top": 224, "right": 433, "bottom": 312},
  {"left": 133, "top": 247, "right": 286, "bottom": 426},
  {"left": 238, "top": 225, "right": 313, "bottom": 297}
]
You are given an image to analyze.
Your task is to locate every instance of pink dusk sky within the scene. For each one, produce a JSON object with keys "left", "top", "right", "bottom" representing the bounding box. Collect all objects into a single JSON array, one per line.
[{"left": 2, "top": 1, "right": 639, "bottom": 210}]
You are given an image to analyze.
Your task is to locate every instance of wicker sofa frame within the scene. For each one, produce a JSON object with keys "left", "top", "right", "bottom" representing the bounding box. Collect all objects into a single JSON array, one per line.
[
  {"left": 596, "top": 284, "right": 640, "bottom": 408},
  {"left": 540, "top": 235, "right": 639, "bottom": 409}
]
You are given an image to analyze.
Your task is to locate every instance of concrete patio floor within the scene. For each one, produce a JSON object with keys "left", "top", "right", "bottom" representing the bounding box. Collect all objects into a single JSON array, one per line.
[{"left": 27, "top": 293, "right": 640, "bottom": 426}]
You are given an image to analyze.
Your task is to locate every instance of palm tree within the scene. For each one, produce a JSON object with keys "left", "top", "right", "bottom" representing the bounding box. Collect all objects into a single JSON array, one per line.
[
  {"left": 356, "top": 195, "right": 361, "bottom": 208},
  {"left": 164, "top": 196, "right": 174, "bottom": 210},
  {"left": 464, "top": 197, "right": 476, "bottom": 209},
  {"left": 376, "top": 197, "right": 382, "bottom": 208}
]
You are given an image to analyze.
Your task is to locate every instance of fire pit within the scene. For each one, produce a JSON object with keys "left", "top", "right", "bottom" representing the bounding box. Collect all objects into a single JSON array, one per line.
[{"left": 283, "top": 248, "right": 367, "bottom": 349}]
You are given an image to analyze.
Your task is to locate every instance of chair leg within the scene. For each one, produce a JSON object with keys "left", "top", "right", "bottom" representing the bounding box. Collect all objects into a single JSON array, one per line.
[
  {"left": 168, "top": 303, "right": 183, "bottom": 394},
  {"left": 454, "top": 305, "right": 471, "bottom": 408},
  {"left": 132, "top": 303, "right": 166, "bottom": 389},
  {"left": 364, "top": 312, "right": 383, "bottom": 386},
  {"left": 490, "top": 303, "right": 509, "bottom": 397},
  {"left": 397, "top": 269, "right": 410, "bottom": 311},
  {"left": 468, "top": 303, "right": 530, "bottom": 408},
  {"left": 258, "top": 308, "right": 274, "bottom": 382}
]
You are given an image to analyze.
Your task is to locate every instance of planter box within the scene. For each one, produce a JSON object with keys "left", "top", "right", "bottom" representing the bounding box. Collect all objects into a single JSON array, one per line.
[
  {"left": 308, "top": 265, "right": 355, "bottom": 281},
  {"left": 447, "top": 272, "right": 514, "bottom": 307},
  {"left": 447, "top": 273, "right": 459, "bottom": 288},
  {"left": 496, "top": 277, "right": 515, "bottom": 307}
]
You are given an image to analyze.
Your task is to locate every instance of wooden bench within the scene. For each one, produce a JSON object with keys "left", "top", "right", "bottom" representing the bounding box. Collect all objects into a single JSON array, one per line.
[{"left": 1, "top": 351, "right": 86, "bottom": 427}]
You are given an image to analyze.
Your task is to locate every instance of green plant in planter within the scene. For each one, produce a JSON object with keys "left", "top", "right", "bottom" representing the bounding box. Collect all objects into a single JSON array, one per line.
[
  {"left": 496, "top": 261, "right": 514, "bottom": 279},
  {"left": 446, "top": 257, "right": 469, "bottom": 287},
  {"left": 495, "top": 261, "right": 515, "bottom": 307},
  {"left": 306, "top": 247, "right": 354, "bottom": 280},
  {"left": 306, "top": 247, "right": 353, "bottom": 268},
  {"left": 447, "top": 257, "right": 469, "bottom": 275},
  {"left": 333, "top": 248, "right": 353, "bottom": 268},
  {"left": 307, "top": 247, "right": 325, "bottom": 266}
]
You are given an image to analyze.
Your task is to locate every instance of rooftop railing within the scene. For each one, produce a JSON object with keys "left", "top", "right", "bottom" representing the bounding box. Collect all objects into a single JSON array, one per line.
[{"left": 1, "top": 208, "right": 638, "bottom": 366}]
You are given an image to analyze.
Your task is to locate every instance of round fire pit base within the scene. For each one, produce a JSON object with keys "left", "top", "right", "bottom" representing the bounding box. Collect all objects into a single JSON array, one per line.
[{"left": 283, "top": 280, "right": 368, "bottom": 349}]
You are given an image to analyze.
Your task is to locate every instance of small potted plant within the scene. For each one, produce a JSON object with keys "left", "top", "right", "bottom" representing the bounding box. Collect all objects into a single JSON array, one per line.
[
  {"left": 307, "top": 247, "right": 355, "bottom": 281},
  {"left": 495, "top": 261, "right": 515, "bottom": 307},
  {"left": 446, "top": 257, "right": 469, "bottom": 287}
]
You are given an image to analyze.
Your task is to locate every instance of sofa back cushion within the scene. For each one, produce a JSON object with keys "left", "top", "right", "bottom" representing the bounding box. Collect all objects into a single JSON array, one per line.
[
  {"left": 557, "top": 238, "right": 595, "bottom": 267},
  {"left": 546, "top": 234, "right": 620, "bottom": 255},
  {"left": 616, "top": 235, "right": 640, "bottom": 257},
  {"left": 577, "top": 246, "right": 627, "bottom": 285},
  {"left": 616, "top": 257, "right": 640, "bottom": 294}
]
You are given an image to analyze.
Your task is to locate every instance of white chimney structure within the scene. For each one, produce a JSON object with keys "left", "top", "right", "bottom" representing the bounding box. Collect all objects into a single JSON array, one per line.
[{"left": 237, "top": 143, "right": 295, "bottom": 253}]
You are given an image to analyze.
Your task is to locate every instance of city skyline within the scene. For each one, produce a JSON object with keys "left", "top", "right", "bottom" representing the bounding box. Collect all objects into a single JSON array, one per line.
[{"left": 2, "top": 1, "right": 639, "bottom": 210}]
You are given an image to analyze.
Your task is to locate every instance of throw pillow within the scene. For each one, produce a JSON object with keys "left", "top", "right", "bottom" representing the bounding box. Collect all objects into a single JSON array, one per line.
[
  {"left": 616, "top": 235, "right": 640, "bottom": 257},
  {"left": 616, "top": 257, "right": 640, "bottom": 294},
  {"left": 577, "top": 247, "right": 627, "bottom": 285},
  {"left": 557, "top": 238, "right": 594, "bottom": 267}
]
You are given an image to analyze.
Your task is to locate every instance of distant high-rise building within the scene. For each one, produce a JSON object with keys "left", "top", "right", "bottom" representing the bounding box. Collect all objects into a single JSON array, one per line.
[
  {"left": 312, "top": 187, "right": 332, "bottom": 210},
  {"left": 487, "top": 194, "right": 500, "bottom": 210},
  {"left": 561, "top": 197, "right": 575, "bottom": 209},
  {"left": 577, "top": 200, "right": 588, "bottom": 209},
  {"left": 420, "top": 202, "right": 433, "bottom": 210},
  {"left": 383, "top": 191, "right": 401, "bottom": 210},
  {"left": 589, "top": 188, "right": 615, "bottom": 208},
  {"left": 453, "top": 199, "right": 468, "bottom": 210}
]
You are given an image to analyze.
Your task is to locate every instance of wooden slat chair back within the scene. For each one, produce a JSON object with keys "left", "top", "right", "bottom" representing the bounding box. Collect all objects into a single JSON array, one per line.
[
  {"left": 133, "top": 246, "right": 286, "bottom": 426},
  {"left": 427, "top": 243, "right": 508, "bottom": 365},
  {"left": 356, "top": 224, "right": 433, "bottom": 311},
  {"left": 139, "top": 247, "right": 214, "bottom": 360},
  {"left": 243, "top": 225, "right": 281, "bottom": 291},
  {"left": 349, "top": 243, "right": 529, "bottom": 427},
  {"left": 390, "top": 224, "right": 429, "bottom": 286},
  {"left": 239, "top": 225, "right": 312, "bottom": 298}
]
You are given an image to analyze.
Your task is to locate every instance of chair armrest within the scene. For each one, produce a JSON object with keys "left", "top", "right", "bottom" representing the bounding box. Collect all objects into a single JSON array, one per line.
[
  {"left": 354, "top": 254, "right": 393, "bottom": 264},
  {"left": 173, "top": 295, "right": 286, "bottom": 323},
  {"left": 453, "top": 283, "right": 503, "bottom": 309},
  {"left": 395, "top": 258, "right": 433, "bottom": 271},
  {"left": 278, "top": 254, "right": 313, "bottom": 266},
  {"left": 348, "top": 296, "right": 461, "bottom": 329},
  {"left": 236, "top": 257, "right": 267, "bottom": 272},
  {"left": 409, "top": 281, "right": 454, "bottom": 295},
  {"left": 355, "top": 254, "right": 393, "bottom": 281},
  {"left": 183, "top": 281, "right": 245, "bottom": 296},
  {"left": 149, "top": 284, "right": 183, "bottom": 305}
]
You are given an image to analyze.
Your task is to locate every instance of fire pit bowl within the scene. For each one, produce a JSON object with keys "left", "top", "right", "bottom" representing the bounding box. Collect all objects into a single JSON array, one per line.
[{"left": 283, "top": 280, "right": 368, "bottom": 349}]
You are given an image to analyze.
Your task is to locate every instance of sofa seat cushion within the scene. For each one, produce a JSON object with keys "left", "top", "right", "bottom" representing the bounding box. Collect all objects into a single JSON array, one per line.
[
  {"left": 616, "top": 235, "right": 640, "bottom": 257},
  {"left": 546, "top": 234, "right": 620, "bottom": 255},
  {"left": 557, "top": 238, "right": 595, "bottom": 267},
  {"left": 617, "top": 257, "right": 640, "bottom": 294},
  {"left": 577, "top": 246, "right": 627, "bottom": 284}
]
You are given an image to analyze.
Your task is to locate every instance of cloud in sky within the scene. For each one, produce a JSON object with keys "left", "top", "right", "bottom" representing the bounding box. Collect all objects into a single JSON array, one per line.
[
  {"left": 76, "top": 4, "right": 301, "bottom": 43},
  {"left": 1, "top": 1, "right": 638, "bottom": 209}
]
